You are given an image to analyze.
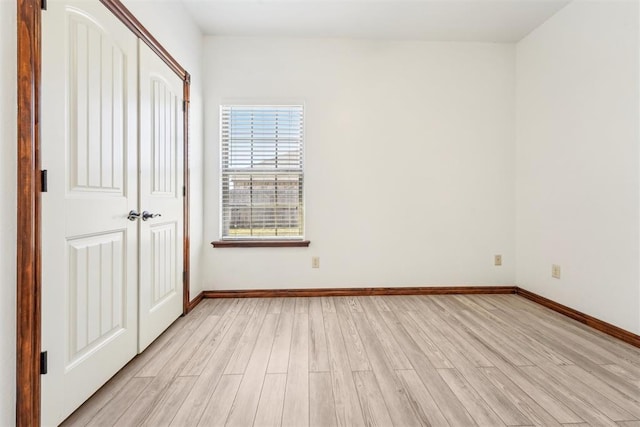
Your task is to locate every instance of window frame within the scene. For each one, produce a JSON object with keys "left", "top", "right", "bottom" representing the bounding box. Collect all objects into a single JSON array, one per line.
[{"left": 217, "top": 103, "right": 307, "bottom": 244}]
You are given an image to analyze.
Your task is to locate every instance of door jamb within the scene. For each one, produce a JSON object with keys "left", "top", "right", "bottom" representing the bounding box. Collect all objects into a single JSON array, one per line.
[{"left": 16, "top": 0, "right": 192, "bottom": 424}]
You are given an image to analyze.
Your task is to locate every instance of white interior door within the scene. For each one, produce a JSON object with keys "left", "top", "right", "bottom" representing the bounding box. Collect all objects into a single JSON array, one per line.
[
  {"left": 138, "top": 40, "right": 185, "bottom": 352},
  {"left": 41, "top": 1, "right": 139, "bottom": 425}
]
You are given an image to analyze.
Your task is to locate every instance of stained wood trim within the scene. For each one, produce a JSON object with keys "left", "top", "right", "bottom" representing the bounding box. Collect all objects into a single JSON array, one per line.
[
  {"left": 98, "top": 0, "right": 186, "bottom": 79},
  {"left": 16, "top": 0, "right": 192, "bottom": 424},
  {"left": 16, "top": 0, "right": 42, "bottom": 425},
  {"left": 516, "top": 287, "right": 640, "bottom": 348},
  {"left": 182, "top": 82, "right": 191, "bottom": 314},
  {"left": 212, "top": 240, "right": 311, "bottom": 248},
  {"left": 202, "top": 286, "right": 517, "bottom": 299},
  {"left": 186, "top": 291, "right": 204, "bottom": 313}
]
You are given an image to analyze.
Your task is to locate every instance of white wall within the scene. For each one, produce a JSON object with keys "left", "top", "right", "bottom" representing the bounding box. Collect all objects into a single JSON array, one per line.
[
  {"left": 516, "top": 0, "right": 640, "bottom": 333},
  {"left": 203, "top": 38, "right": 516, "bottom": 289},
  {"left": 123, "top": 0, "right": 205, "bottom": 298},
  {"left": 0, "top": 0, "right": 17, "bottom": 423}
]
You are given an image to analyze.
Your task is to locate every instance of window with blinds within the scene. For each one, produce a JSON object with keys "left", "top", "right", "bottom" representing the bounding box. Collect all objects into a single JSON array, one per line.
[{"left": 221, "top": 105, "right": 304, "bottom": 239}]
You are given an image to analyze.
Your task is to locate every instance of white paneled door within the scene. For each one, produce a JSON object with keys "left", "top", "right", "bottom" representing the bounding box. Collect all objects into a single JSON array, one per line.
[
  {"left": 41, "top": 2, "right": 184, "bottom": 425},
  {"left": 138, "top": 40, "right": 184, "bottom": 352},
  {"left": 41, "top": 1, "right": 139, "bottom": 425}
]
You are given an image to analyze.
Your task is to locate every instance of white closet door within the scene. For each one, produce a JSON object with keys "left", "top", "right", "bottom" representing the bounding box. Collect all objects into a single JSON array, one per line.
[
  {"left": 138, "top": 40, "right": 185, "bottom": 352},
  {"left": 41, "top": 1, "right": 139, "bottom": 425}
]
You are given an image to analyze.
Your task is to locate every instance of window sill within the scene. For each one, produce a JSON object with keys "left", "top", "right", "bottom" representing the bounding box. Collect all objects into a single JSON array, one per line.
[{"left": 211, "top": 240, "right": 311, "bottom": 248}]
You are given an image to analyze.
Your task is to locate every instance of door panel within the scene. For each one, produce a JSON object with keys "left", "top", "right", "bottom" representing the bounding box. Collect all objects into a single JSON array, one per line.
[
  {"left": 67, "top": 231, "right": 125, "bottom": 366},
  {"left": 41, "top": 1, "right": 138, "bottom": 425},
  {"left": 138, "top": 40, "right": 184, "bottom": 352},
  {"left": 151, "top": 223, "right": 177, "bottom": 304},
  {"left": 68, "top": 15, "right": 127, "bottom": 194}
]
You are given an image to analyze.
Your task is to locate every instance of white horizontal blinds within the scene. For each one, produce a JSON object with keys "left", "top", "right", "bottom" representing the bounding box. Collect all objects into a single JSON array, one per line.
[{"left": 221, "top": 105, "right": 304, "bottom": 239}]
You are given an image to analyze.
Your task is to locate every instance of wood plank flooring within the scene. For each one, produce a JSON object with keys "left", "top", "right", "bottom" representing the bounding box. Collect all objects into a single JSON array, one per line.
[{"left": 62, "top": 295, "right": 640, "bottom": 426}]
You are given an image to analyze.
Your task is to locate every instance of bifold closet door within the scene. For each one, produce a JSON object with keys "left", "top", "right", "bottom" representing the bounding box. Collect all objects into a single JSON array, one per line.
[
  {"left": 137, "top": 40, "right": 185, "bottom": 352},
  {"left": 41, "top": 1, "right": 139, "bottom": 425}
]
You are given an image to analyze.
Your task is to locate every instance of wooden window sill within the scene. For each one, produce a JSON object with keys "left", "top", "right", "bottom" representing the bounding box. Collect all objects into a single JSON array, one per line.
[{"left": 211, "top": 240, "right": 311, "bottom": 248}]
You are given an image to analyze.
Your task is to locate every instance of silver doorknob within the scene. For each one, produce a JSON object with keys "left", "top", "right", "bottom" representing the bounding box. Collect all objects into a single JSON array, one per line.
[
  {"left": 127, "top": 210, "right": 141, "bottom": 221},
  {"left": 142, "top": 211, "right": 162, "bottom": 221}
]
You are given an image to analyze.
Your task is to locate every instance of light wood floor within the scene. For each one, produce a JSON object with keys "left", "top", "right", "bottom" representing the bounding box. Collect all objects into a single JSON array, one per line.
[{"left": 62, "top": 294, "right": 640, "bottom": 426}]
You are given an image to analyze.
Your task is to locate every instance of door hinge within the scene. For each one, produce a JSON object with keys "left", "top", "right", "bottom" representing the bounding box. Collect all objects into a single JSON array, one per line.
[
  {"left": 41, "top": 170, "right": 48, "bottom": 192},
  {"left": 41, "top": 0, "right": 47, "bottom": 10},
  {"left": 40, "top": 351, "right": 48, "bottom": 375},
  {"left": 182, "top": 100, "right": 187, "bottom": 112},
  {"left": 183, "top": 271, "right": 187, "bottom": 283},
  {"left": 182, "top": 185, "right": 186, "bottom": 197}
]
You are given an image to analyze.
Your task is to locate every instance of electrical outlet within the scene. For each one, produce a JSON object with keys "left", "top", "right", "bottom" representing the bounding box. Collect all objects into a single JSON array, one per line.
[
  {"left": 552, "top": 264, "right": 561, "bottom": 279},
  {"left": 494, "top": 255, "right": 502, "bottom": 266},
  {"left": 312, "top": 257, "right": 320, "bottom": 269}
]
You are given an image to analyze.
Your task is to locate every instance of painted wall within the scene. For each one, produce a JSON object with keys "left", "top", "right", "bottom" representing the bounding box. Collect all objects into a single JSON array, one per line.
[
  {"left": 203, "top": 38, "right": 516, "bottom": 289},
  {"left": 123, "top": 0, "right": 205, "bottom": 298},
  {"left": 0, "top": 0, "right": 17, "bottom": 423},
  {"left": 516, "top": 0, "right": 640, "bottom": 333}
]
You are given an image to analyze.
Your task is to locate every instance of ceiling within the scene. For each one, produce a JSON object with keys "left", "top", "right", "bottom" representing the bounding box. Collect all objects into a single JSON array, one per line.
[{"left": 180, "top": 0, "right": 571, "bottom": 42}]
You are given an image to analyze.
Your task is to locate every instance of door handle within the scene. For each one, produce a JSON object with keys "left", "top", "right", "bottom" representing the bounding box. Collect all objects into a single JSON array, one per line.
[
  {"left": 127, "top": 210, "right": 141, "bottom": 221},
  {"left": 142, "top": 211, "right": 162, "bottom": 221}
]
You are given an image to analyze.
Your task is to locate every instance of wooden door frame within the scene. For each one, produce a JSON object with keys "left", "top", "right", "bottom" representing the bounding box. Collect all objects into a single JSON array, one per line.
[{"left": 16, "top": 0, "right": 192, "bottom": 424}]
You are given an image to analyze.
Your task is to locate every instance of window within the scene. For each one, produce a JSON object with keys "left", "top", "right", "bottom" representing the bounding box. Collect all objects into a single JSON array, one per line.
[{"left": 220, "top": 105, "right": 304, "bottom": 240}]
